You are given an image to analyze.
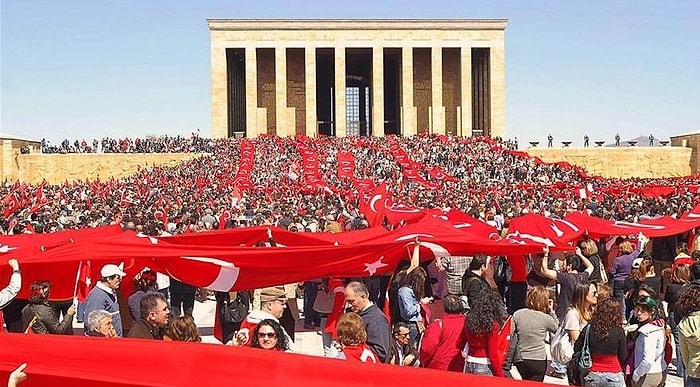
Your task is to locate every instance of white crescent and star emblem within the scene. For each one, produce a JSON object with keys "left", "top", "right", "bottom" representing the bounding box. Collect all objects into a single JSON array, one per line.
[
  {"left": 364, "top": 256, "right": 388, "bottom": 276},
  {"left": 369, "top": 194, "right": 383, "bottom": 213},
  {"left": 0, "top": 245, "right": 19, "bottom": 253},
  {"left": 178, "top": 256, "right": 241, "bottom": 291}
]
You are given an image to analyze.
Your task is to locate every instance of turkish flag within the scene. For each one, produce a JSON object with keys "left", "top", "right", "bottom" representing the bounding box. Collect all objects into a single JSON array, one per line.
[
  {"left": 359, "top": 182, "right": 388, "bottom": 227},
  {"left": 2, "top": 194, "right": 20, "bottom": 218},
  {"left": 76, "top": 260, "right": 92, "bottom": 302},
  {"left": 0, "top": 333, "right": 553, "bottom": 387}
]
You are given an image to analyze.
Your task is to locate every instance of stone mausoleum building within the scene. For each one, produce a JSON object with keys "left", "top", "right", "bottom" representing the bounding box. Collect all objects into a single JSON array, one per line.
[{"left": 208, "top": 19, "right": 506, "bottom": 139}]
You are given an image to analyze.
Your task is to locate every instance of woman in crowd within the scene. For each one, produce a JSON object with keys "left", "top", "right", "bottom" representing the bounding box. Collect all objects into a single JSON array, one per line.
[
  {"left": 628, "top": 296, "right": 667, "bottom": 387},
  {"left": 336, "top": 312, "right": 378, "bottom": 363},
  {"left": 665, "top": 264, "right": 691, "bottom": 379},
  {"left": 21, "top": 280, "right": 76, "bottom": 335},
  {"left": 575, "top": 298, "right": 627, "bottom": 387},
  {"left": 250, "top": 319, "right": 289, "bottom": 351},
  {"left": 397, "top": 266, "right": 431, "bottom": 347},
  {"left": 505, "top": 286, "right": 558, "bottom": 382},
  {"left": 610, "top": 238, "right": 646, "bottom": 324},
  {"left": 163, "top": 315, "right": 202, "bottom": 342},
  {"left": 676, "top": 284, "right": 700, "bottom": 387},
  {"left": 463, "top": 287, "right": 506, "bottom": 377},
  {"left": 559, "top": 282, "right": 598, "bottom": 382},
  {"left": 420, "top": 295, "right": 467, "bottom": 372},
  {"left": 580, "top": 239, "right": 607, "bottom": 284},
  {"left": 564, "top": 282, "right": 598, "bottom": 343},
  {"left": 629, "top": 284, "right": 665, "bottom": 325},
  {"left": 128, "top": 270, "right": 159, "bottom": 321},
  {"left": 626, "top": 255, "right": 661, "bottom": 313}
]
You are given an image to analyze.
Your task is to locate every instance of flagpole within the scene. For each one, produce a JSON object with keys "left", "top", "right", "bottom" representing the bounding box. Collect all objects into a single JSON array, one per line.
[{"left": 72, "top": 260, "right": 82, "bottom": 304}]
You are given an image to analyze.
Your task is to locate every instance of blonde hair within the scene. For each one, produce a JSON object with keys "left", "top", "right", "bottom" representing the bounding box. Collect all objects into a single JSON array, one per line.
[
  {"left": 619, "top": 241, "right": 633, "bottom": 255},
  {"left": 580, "top": 239, "right": 598, "bottom": 256}
]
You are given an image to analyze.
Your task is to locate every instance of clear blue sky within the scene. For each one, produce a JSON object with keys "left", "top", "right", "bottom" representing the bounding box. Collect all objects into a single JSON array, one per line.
[{"left": 2, "top": 0, "right": 698, "bottom": 144}]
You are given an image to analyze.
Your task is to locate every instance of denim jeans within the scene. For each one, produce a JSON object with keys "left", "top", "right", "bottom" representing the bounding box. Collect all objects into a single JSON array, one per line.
[
  {"left": 667, "top": 312, "right": 686, "bottom": 379},
  {"left": 687, "top": 376, "right": 700, "bottom": 387},
  {"left": 464, "top": 362, "right": 494, "bottom": 376},
  {"left": 583, "top": 371, "right": 625, "bottom": 387},
  {"left": 406, "top": 321, "right": 420, "bottom": 349}
]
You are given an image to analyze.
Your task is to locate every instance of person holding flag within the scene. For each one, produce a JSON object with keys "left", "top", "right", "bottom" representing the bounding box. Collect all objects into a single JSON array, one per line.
[
  {"left": 21, "top": 280, "right": 76, "bottom": 335},
  {"left": 1, "top": 258, "right": 21, "bottom": 309}
]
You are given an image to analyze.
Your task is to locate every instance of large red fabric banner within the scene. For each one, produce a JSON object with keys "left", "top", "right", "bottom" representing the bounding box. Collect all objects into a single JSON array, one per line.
[
  {"left": 0, "top": 225, "right": 122, "bottom": 299},
  {"left": 0, "top": 333, "right": 548, "bottom": 387},
  {"left": 232, "top": 140, "right": 255, "bottom": 190}
]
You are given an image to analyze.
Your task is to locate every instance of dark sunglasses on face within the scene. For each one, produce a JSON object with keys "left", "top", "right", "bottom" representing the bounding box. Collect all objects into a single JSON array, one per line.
[{"left": 258, "top": 332, "right": 277, "bottom": 339}]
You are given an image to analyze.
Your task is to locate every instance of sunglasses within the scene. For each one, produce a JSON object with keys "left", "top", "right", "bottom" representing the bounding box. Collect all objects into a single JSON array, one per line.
[
  {"left": 257, "top": 332, "right": 277, "bottom": 339},
  {"left": 395, "top": 332, "right": 410, "bottom": 337}
]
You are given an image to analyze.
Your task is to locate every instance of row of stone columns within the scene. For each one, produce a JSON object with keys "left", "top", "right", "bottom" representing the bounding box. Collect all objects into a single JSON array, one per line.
[{"left": 239, "top": 45, "right": 483, "bottom": 138}]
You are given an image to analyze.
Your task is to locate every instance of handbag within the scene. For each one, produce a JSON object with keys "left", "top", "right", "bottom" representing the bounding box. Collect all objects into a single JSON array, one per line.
[
  {"left": 551, "top": 319, "right": 575, "bottom": 364},
  {"left": 578, "top": 325, "right": 592, "bottom": 373},
  {"left": 220, "top": 293, "right": 247, "bottom": 323},
  {"left": 312, "top": 289, "right": 335, "bottom": 314}
]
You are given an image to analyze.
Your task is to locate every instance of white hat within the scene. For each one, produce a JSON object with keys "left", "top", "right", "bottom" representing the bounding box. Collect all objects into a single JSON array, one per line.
[
  {"left": 632, "top": 258, "right": 643, "bottom": 269},
  {"left": 101, "top": 264, "right": 126, "bottom": 278}
]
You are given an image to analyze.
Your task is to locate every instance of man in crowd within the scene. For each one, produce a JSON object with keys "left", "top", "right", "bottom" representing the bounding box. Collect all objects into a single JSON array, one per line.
[
  {"left": 461, "top": 254, "right": 491, "bottom": 309},
  {"left": 435, "top": 256, "right": 471, "bottom": 297},
  {"left": 233, "top": 286, "right": 294, "bottom": 350},
  {"left": 85, "top": 309, "right": 118, "bottom": 337},
  {"left": 344, "top": 281, "right": 391, "bottom": 363},
  {"left": 389, "top": 322, "right": 420, "bottom": 366},
  {"left": 84, "top": 263, "right": 126, "bottom": 336},
  {"left": 1, "top": 258, "right": 21, "bottom": 309},
  {"left": 538, "top": 246, "right": 593, "bottom": 320},
  {"left": 128, "top": 293, "right": 170, "bottom": 340}
]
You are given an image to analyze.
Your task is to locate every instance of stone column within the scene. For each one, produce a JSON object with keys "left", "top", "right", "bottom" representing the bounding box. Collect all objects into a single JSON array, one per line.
[
  {"left": 245, "top": 46, "right": 260, "bottom": 138},
  {"left": 490, "top": 40, "right": 506, "bottom": 139},
  {"left": 334, "top": 46, "right": 347, "bottom": 137},
  {"left": 371, "top": 46, "right": 384, "bottom": 137},
  {"left": 305, "top": 46, "right": 318, "bottom": 137},
  {"left": 431, "top": 46, "right": 445, "bottom": 135},
  {"left": 459, "top": 46, "right": 472, "bottom": 137},
  {"left": 275, "top": 46, "right": 290, "bottom": 137},
  {"left": 401, "top": 46, "right": 416, "bottom": 136},
  {"left": 210, "top": 43, "right": 228, "bottom": 138}
]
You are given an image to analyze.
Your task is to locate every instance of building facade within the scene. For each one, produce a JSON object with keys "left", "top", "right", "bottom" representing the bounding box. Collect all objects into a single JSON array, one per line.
[{"left": 208, "top": 19, "right": 507, "bottom": 139}]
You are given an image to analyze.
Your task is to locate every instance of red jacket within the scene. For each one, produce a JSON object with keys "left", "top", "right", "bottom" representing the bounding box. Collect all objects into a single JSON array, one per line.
[
  {"left": 419, "top": 314, "right": 467, "bottom": 372},
  {"left": 465, "top": 321, "right": 505, "bottom": 377}
]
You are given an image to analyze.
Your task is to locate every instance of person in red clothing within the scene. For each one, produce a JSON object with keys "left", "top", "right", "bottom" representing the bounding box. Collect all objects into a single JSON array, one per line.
[
  {"left": 420, "top": 295, "right": 467, "bottom": 372},
  {"left": 337, "top": 312, "right": 378, "bottom": 363},
  {"left": 463, "top": 287, "right": 506, "bottom": 377},
  {"left": 573, "top": 298, "right": 627, "bottom": 387}
]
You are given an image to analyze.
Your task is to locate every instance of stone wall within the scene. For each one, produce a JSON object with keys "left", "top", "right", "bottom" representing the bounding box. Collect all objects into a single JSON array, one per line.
[
  {"left": 670, "top": 133, "right": 700, "bottom": 174},
  {"left": 526, "top": 146, "right": 693, "bottom": 179},
  {"left": 1, "top": 150, "right": 200, "bottom": 184}
]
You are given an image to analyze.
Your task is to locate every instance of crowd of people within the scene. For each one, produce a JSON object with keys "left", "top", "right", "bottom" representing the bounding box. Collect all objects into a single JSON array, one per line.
[
  {"left": 39, "top": 132, "right": 215, "bottom": 154},
  {"left": 4, "top": 134, "right": 700, "bottom": 238},
  {"left": 3, "top": 133, "right": 700, "bottom": 385}
]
